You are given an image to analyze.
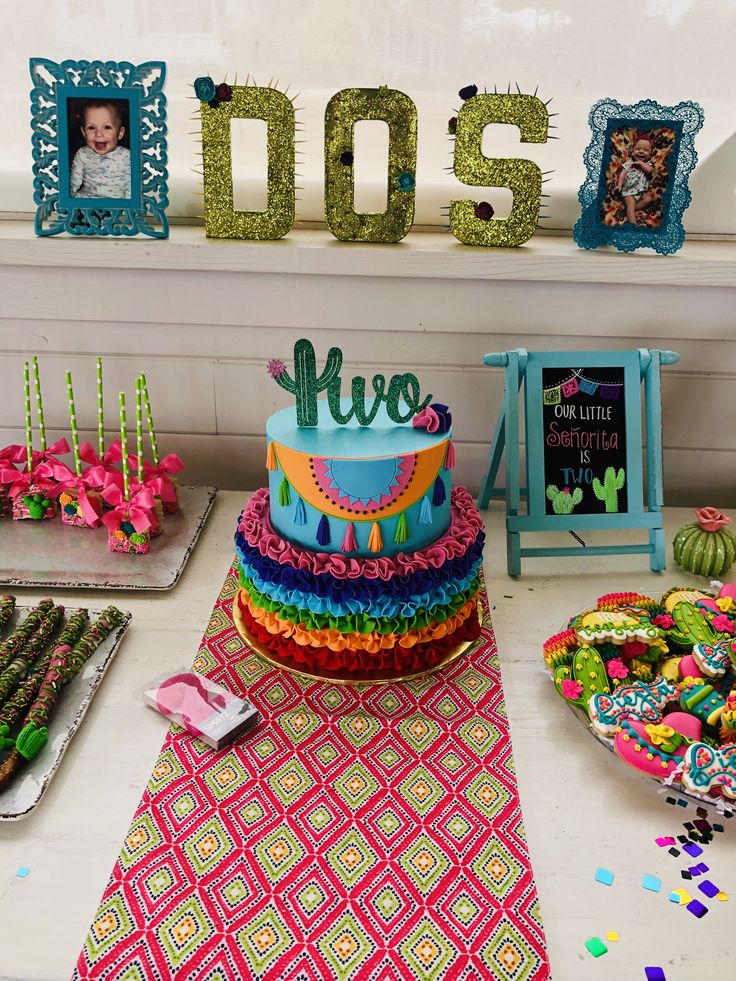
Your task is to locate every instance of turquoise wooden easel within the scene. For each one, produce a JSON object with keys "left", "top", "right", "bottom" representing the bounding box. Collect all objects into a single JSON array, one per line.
[{"left": 478, "top": 348, "right": 679, "bottom": 576}]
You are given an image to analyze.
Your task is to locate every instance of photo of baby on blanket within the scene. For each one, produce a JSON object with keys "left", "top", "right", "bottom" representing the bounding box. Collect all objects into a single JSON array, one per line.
[{"left": 600, "top": 125, "right": 677, "bottom": 229}]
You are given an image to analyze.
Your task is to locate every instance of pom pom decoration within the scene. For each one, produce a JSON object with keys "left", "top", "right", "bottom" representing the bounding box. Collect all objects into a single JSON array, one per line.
[
  {"left": 324, "top": 86, "right": 418, "bottom": 243},
  {"left": 199, "top": 79, "right": 295, "bottom": 240},
  {"left": 449, "top": 91, "right": 549, "bottom": 247}
]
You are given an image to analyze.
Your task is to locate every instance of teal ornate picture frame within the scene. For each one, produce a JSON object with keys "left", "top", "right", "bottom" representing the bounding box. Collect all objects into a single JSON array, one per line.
[
  {"left": 29, "top": 58, "right": 169, "bottom": 237},
  {"left": 573, "top": 98, "right": 703, "bottom": 255}
]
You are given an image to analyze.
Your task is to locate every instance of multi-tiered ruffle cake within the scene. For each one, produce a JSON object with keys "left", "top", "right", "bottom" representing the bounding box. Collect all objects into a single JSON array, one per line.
[{"left": 233, "top": 348, "right": 484, "bottom": 680}]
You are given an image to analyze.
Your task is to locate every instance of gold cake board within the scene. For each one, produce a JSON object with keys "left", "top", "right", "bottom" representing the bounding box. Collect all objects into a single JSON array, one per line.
[{"left": 232, "top": 592, "right": 480, "bottom": 687}]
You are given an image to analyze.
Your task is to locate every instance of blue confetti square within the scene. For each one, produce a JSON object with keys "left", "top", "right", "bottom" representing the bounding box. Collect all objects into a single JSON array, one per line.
[
  {"left": 594, "top": 868, "right": 615, "bottom": 886},
  {"left": 15, "top": 867, "right": 31, "bottom": 878},
  {"left": 642, "top": 874, "right": 661, "bottom": 893}
]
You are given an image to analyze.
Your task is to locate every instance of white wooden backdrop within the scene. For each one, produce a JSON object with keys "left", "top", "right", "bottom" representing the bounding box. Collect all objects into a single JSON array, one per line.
[{"left": 1, "top": 223, "right": 735, "bottom": 508}]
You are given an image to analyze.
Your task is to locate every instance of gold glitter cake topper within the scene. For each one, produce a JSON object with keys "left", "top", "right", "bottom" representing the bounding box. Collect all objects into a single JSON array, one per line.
[
  {"left": 449, "top": 85, "right": 552, "bottom": 247},
  {"left": 324, "top": 87, "right": 418, "bottom": 243},
  {"left": 195, "top": 75, "right": 297, "bottom": 240}
]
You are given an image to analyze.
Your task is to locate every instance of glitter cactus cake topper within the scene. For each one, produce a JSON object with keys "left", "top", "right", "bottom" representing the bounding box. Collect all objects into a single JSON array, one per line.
[{"left": 267, "top": 339, "right": 432, "bottom": 427}]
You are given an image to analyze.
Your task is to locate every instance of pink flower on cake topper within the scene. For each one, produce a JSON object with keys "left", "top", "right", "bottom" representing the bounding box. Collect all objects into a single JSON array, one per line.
[
  {"left": 695, "top": 507, "right": 732, "bottom": 532},
  {"left": 560, "top": 679, "right": 583, "bottom": 701},
  {"left": 712, "top": 614, "right": 735, "bottom": 635},
  {"left": 606, "top": 658, "right": 629, "bottom": 680},
  {"left": 621, "top": 639, "right": 649, "bottom": 661},
  {"left": 267, "top": 359, "right": 287, "bottom": 379},
  {"left": 652, "top": 613, "right": 675, "bottom": 629}
]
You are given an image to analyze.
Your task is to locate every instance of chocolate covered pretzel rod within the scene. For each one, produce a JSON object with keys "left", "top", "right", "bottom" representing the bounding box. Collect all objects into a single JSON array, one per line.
[
  {"left": 0, "top": 607, "right": 124, "bottom": 790},
  {"left": 0, "top": 596, "right": 15, "bottom": 635},
  {"left": 0, "top": 599, "right": 54, "bottom": 674},
  {"left": 0, "top": 606, "right": 64, "bottom": 705},
  {"left": 0, "top": 610, "right": 89, "bottom": 748}
]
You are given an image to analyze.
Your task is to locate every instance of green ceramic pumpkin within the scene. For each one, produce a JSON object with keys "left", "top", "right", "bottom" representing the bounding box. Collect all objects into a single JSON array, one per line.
[{"left": 673, "top": 508, "right": 736, "bottom": 578}]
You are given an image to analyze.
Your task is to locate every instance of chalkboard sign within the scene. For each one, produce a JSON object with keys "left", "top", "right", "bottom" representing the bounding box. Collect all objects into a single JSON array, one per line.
[
  {"left": 478, "top": 348, "right": 679, "bottom": 576},
  {"left": 541, "top": 366, "right": 628, "bottom": 516}
]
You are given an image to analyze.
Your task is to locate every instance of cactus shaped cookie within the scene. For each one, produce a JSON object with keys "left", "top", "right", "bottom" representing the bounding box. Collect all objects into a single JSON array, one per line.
[
  {"left": 589, "top": 675, "right": 679, "bottom": 736},
  {"left": 669, "top": 601, "right": 726, "bottom": 648},
  {"left": 592, "top": 467, "right": 625, "bottom": 513},
  {"left": 680, "top": 741, "right": 736, "bottom": 800},
  {"left": 546, "top": 484, "right": 583, "bottom": 515},
  {"left": 555, "top": 644, "right": 610, "bottom": 709}
]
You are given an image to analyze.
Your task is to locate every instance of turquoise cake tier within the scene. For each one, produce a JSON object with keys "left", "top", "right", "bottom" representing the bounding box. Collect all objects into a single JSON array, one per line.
[{"left": 266, "top": 398, "right": 454, "bottom": 557}]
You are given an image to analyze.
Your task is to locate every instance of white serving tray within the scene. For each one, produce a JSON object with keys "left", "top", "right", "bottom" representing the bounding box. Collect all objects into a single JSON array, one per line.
[
  {"left": 0, "top": 606, "right": 131, "bottom": 820},
  {"left": 0, "top": 485, "right": 216, "bottom": 590}
]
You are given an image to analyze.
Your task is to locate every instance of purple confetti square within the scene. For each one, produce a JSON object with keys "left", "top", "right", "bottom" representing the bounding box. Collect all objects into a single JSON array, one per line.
[
  {"left": 683, "top": 843, "right": 703, "bottom": 857},
  {"left": 696, "top": 863, "right": 709, "bottom": 874},
  {"left": 686, "top": 899, "right": 708, "bottom": 918},
  {"left": 688, "top": 866, "right": 703, "bottom": 876},
  {"left": 699, "top": 880, "right": 719, "bottom": 898},
  {"left": 645, "top": 968, "right": 666, "bottom": 981},
  {"left": 694, "top": 819, "right": 711, "bottom": 832}
]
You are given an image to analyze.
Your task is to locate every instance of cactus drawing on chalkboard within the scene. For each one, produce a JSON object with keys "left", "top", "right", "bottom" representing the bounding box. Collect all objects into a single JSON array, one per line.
[
  {"left": 592, "top": 467, "right": 625, "bottom": 513},
  {"left": 546, "top": 485, "right": 583, "bottom": 514}
]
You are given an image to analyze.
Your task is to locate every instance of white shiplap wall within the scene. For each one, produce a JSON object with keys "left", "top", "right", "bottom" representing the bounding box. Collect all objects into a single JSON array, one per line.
[{"left": 1, "top": 222, "right": 735, "bottom": 509}]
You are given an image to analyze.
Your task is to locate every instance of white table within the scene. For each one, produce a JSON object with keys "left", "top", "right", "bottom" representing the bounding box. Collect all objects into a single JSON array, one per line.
[{"left": 0, "top": 493, "right": 733, "bottom": 981}]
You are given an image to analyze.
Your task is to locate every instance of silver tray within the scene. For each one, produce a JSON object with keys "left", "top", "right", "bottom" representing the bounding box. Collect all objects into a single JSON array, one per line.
[
  {"left": 0, "top": 605, "right": 131, "bottom": 820},
  {"left": 0, "top": 485, "right": 217, "bottom": 590}
]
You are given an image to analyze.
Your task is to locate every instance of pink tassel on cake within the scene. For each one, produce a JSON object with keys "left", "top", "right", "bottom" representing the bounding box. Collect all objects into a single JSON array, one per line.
[
  {"left": 444, "top": 439, "right": 455, "bottom": 470},
  {"left": 266, "top": 442, "right": 278, "bottom": 471},
  {"left": 341, "top": 522, "right": 357, "bottom": 552},
  {"left": 368, "top": 521, "right": 383, "bottom": 553}
]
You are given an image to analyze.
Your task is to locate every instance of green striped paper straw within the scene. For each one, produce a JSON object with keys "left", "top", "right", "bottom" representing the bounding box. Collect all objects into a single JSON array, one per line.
[
  {"left": 135, "top": 377, "right": 144, "bottom": 482},
  {"left": 96, "top": 357, "right": 104, "bottom": 459},
  {"left": 65, "top": 370, "right": 82, "bottom": 477},
  {"left": 31, "top": 356, "right": 46, "bottom": 452},
  {"left": 138, "top": 373, "right": 159, "bottom": 466},
  {"left": 119, "top": 391, "right": 130, "bottom": 500},
  {"left": 23, "top": 362, "right": 33, "bottom": 468}
]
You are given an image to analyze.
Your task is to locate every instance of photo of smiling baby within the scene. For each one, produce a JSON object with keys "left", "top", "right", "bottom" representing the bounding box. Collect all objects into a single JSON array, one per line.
[
  {"left": 599, "top": 125, "right": 677, "bottom": 229},
  {"left": 67, "top": 98, "right": 131, "bottom": 199}
]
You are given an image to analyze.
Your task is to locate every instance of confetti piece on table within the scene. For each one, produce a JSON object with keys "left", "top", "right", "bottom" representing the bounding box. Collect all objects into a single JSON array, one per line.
[
  {"left": 645, "top": 968, "right": 667, "bottom": 981},
  {"left": 677, "top": 835, "right": 689, "bottom": 844},
  {"left": 696, "top": 863, "right": 709, "bottom": 874},
  {"left": 668, "top": 891, "right": 681, "bottom": 904},
  {"left": 606, "top": 931, "right": 619, "bottom": 942},
  {"left": 595, "top": 868, "right": 615, "bottom": 886},
  {"left": 15, "top": 867, "right": 30, "bottom": 878},
  {"left": 677, "top": 799, "right": 688, "bottom": 807},
  {"left": 694, "top": 819, "right": 711, "bottom": 832},
  {"left": 668, "top": 847, "right": 680, "bottom": 857},
  {"left": 686, "top": 899, "right": 708, "bottom": 918},
  {"left": 683, "top": 822, "right": 694, "bottom": 830},
  {"left": 688, "top": 866, "right": 703, "bottom": 877},
  {"left": 666, "top": 796, "right": 677, "bottom": 805},
  {"left": 503, "top": 595, "right": 513, "bottom": 599},
  {"left": 683, "top": 843, "right": 703, "bottom": 857},
  {"left": 696, "top": 806, "right": 708, "bottom": 818},
  {"left": 699, "top": 880, "right": 720, "bottom": 898},
  {"left": 681, "top": 870, "right": 692, "bottom": 880},
  {"left": 671, "top": 888, "right": 691, "bottom": 904},
  {"left": 642, "top": 874, "right": 661, "bottom": 893},
  {"left": 584, "top": 937, "right": 607, "bottom": 958},
  {"left": 656, "top": 836, "right": 675, "bottom": 847},
  {"left": 714, "top": 823, "right": 724, "bottom": 833},
  {"left": 716, "top": 892, "right": 729, "bottom": 901}
]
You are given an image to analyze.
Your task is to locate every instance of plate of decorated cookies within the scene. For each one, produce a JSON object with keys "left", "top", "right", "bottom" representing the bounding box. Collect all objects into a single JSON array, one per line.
[{"left": 544, "top": 585, "right": 736, "bottom": 809}]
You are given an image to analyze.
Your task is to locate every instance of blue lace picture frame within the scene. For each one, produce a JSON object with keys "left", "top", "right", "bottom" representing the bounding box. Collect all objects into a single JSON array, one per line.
[
  {"left": 573, "top": 98, "right": 703, "bottom": 255},
  {"left": 30, "top": 58, "right": 169, "bottom": 238}
]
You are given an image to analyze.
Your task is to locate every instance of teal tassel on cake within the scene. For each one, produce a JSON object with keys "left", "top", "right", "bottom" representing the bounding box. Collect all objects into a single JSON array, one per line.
[
  {"left": 419, "top": 495, "right": 433, "bottom": 525},
  {"left": 293, "top": 496, "right": 306, "bottom": 525},
  {"left": 394, "top": 512, "right": 409, "bottom": 545},
  {"left": 279, "top": 476, "right": 291, "bottom": 507},
  {"left": 316, "top": 514, "right": 330, "bottom": 546},
  {"left": 432, "top": 475, "right": 446, "bottom": 506}
]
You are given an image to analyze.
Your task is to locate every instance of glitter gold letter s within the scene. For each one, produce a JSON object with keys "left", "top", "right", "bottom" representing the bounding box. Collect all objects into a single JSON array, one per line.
[{"left": 450, "top": 93, "right": 548, "bottom": 247}]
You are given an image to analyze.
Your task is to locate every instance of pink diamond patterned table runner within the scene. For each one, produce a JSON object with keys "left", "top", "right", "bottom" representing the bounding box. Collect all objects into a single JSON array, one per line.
[{"left": 73, "top": 569, "right": 550, "bottom": 980}]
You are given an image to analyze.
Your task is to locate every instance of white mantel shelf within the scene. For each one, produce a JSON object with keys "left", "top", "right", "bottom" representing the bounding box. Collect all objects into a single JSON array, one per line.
[{"left": 1, "top": 219, "right": 736, "bottom": 288}]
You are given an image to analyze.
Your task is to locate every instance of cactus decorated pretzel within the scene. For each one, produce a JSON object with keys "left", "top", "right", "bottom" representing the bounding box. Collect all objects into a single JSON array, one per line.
[
  {"left": 546, "top": 484, "right": 583, "bottom": 514},
  {"left": 592, "top": 466, "right": 625, "bottom": 513}
]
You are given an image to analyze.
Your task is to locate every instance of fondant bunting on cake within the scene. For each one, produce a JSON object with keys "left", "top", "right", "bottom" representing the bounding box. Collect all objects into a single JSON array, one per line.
[
  {"left": 341, "top": 522, "right": 357, "bottom": 552},
  {"left": 445, "top": 439, "right": 456, "bottom": 469},
  {"left": 419, "top": 495, "right": 433, "bottom": 525},
  {"left": 394, "top": 511, "right": 409, "bottom": 545},
  {"left": 368, "top": 521, "right": 383, "bottom": 553},
  {"left": 292, "top": 496, "right": 306, "bottom": 525},
  {"left": 266, "top": 441, "right": 278, "bottom": 471},
  {"left": 316, "top": 514, "right": 330, "bottom": 546},
  {"left": 433, "top": 474, "right": 447, "bottom": 506},
  {"left": 278, "top": 475, "right": 291, "bottom": 507}
]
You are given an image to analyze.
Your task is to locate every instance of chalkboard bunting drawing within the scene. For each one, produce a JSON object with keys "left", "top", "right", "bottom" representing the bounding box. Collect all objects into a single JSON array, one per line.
[{"left": 478, "top": 349, "right": 679, "bottom": 576}]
